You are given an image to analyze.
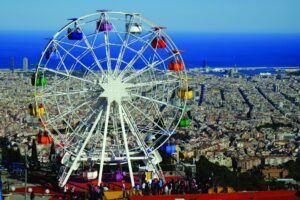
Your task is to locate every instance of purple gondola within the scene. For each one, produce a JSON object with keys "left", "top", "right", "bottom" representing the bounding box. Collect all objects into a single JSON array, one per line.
[{"left": 97, "top": 20, "right": 113, "bottom": 32}]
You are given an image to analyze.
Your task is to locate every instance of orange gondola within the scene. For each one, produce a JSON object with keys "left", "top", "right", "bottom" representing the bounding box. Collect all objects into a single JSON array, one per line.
[
  {"left": 37, "top": 133, "right": 53, "bottom": 144},
  {"left": 169, "top": 50, "right": 185, "bottom": 71}
]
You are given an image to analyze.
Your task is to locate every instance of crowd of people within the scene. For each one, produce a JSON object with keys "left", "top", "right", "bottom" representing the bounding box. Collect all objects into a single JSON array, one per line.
[{"left": 59, "top": 176, "right": 212, "bottom": 200}]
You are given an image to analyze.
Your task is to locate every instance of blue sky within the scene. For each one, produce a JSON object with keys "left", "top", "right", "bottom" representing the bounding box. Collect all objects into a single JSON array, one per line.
[{"left": 1, "top": 0, "right": 300, "bottom": 33}]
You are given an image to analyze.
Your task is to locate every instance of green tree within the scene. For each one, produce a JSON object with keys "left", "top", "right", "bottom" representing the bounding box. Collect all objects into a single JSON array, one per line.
[
  {"left": 49, "top": 141, "right": 56, "bottom": 161},
  {"left": 283, "top": 158, "right": 300, "bottom": 181},
  {"left": 31, "top": 139, "right": 39, "bottom": 168},
  {"left": 196, "top": 156, "right": 267, "bottom": 191}
]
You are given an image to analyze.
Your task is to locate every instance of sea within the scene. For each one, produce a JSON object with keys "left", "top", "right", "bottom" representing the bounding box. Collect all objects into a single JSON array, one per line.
[{"left": 0, "top": 31, "right": 300, "bottom": 74}]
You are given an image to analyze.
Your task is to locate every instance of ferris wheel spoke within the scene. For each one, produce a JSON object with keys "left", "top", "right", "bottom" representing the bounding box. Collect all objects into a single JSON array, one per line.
[
  {"left": 53, "top": 41, "right": 100, "bottom": 78},
  {"left": 127, "top": 78, "right": 180, "bottom": 89},
  {"left": 46, "top": 96, "right": 97, "bottom": 125},
  {"left": 127, "top": 31, "right": 152, "bottom": 46},
  {"left": 104, "top": 32, "right": 112, "bottom": 73},
  {"left": 113, "top": 16, "right": 134, "bottom": 76},
  {"left": 41, "top": 89, "right": 99, "bottom": 98},
  {"left": 118, "top": 34, "right": 157, "bottom": 78},
  {"left": 42, "top": 67, "right": 95, "bottom": 85},
  {"left": 55, "top": 47, "right": 76, "bottom": 74},
  {"left": 60, "top": 107, "right": 104, "bottom": 187},
  {"left": 77, "top": 23, "right": 106, "bottom": 75},
  {"left": 123, "top": 53, "right": 178, "bottom": 83},
  {"left": 121, "top": 104, "right": 148, "bottom": 154},
  {"left": 124, "top": 101, "right": 168, "bottom": 133},
  {"left": 55, "top": 40, "right": 88, "bottom": 50},
  {"left": 129, "top": 93, "right": 183, "bottom": 111},
  {"left": 118, "top": 104, "right": 135, "bottom": 186}
]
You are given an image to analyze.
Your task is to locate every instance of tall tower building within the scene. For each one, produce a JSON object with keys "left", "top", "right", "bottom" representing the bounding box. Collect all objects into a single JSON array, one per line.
[
  {"left": 23, "top": 57, "right": 29, "bottom": 71},
  {"left": 9, "top": 57, "right": 15, "bottom": 72}
]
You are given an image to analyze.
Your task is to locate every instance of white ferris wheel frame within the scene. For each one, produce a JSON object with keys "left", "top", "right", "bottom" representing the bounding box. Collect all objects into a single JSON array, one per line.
[{"left": 34, "top": 10, "right": 188, "bottom": 187}]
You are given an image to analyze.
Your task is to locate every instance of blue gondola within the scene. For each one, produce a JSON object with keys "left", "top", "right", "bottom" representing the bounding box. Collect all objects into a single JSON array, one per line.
[
  {"left": 145, "top": 133, "right": 155, "bottom": 143},
  {"left": 45, "top": 47, "right": 59, "bottom": 60},
  {"left": 67, "top": 27, "right": 83, "bottom": 40},
  {"left": 161, "top": 143, "right": 176, "bottom": 154}
]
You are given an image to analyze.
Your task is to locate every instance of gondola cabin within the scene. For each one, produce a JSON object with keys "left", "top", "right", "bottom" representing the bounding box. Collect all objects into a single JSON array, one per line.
[
  {"left": 31, "top": 73, "right": 46, "bottom": 86},
  {"left": 28, "top": 103, "right": 45, "bottom": 117},
  {"left": 177, "top": 88, "right": 193, "bottom": 99},
  {"left": 45, "top": 47, "right": 59, "bottom": 60},
  {"left": 145, "top": 133, "right": 155, "bottom": 144},
  {"left": 169, "top": 60, "right": 184, "bottom": 71},
  {"left": 179, "top": 118, "right": 190, "bottom": 127},
  {"left": 161, "top": 143, "right": 176, "bottom": 155},
  {"left": 128, "top": 23, "right": 142, "bottom": 34},
  {"left": 97, "top": 20, "right": 113, "bottom": 32},
  {"left": 151, "top": 37, "right": 167, "bottom": 48},
  {"left": 37, "top": 134, "right": 53, "bottom": 145},
  {"left": 67, "top": 28, "right": 83, "bottom": 40}
]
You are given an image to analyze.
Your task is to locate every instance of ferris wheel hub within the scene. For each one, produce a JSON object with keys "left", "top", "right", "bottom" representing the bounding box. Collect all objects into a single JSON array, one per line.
[{"left": 100, "top": 75, "right": 131, "bottom": 104}]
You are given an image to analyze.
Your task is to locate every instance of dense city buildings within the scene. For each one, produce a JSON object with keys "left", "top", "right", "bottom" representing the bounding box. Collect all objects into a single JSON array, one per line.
[{"left": 1, "top": 69, "right": 299, "bottom": 174}]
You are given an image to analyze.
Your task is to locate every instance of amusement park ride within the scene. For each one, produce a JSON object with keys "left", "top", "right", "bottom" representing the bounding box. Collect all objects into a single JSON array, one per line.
[{"left": 28, "top": 10, "right": 193, "bottom": 187}]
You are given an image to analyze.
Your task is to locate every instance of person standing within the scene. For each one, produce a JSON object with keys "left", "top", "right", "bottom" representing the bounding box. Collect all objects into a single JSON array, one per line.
[
  {"left": 70, "top": 186, "right": 75, "bottom": 199},
  {"left": 63, "top": 185, "right": 68, "bottom": 200},
  {"left": 164, "top": 184, "right": 169, "bottom": 195},
  {"left": 122, "top": 181, "right": 126, "bottom": 198},
  {"left": 141, "top": 181, "right": 146, "bottom": 195},
  {"left": 30, "top": 192, "right": 35, "bottom": 200}
]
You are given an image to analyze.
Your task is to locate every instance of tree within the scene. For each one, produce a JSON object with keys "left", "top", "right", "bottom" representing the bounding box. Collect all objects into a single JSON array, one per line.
[
  {"left": 283, "top": 158, "right": 300, "bottom": 181},
  {"left": 49, "top": 141, "right": 56, "bottom": 161},
  {"left": 196, "top": 156, "right": 267, "bottom": 192},
  {"left": 31, "top": 139, "right": 39, "bottom": 168}
]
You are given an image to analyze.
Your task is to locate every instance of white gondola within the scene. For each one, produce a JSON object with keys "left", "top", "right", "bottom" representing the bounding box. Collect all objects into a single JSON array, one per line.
[{"left": 128, "top": 23, "right": 142, "bottom": 34}]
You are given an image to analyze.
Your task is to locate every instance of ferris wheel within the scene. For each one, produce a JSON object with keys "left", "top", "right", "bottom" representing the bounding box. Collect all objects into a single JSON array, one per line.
[{"left": 32, "top": 10, "right": 189, "bottom": 187}]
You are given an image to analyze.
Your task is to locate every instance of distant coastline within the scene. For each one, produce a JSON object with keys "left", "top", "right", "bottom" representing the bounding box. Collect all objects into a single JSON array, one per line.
[{"left": 1, "top": 32, "right": 300, "bottom": 69}]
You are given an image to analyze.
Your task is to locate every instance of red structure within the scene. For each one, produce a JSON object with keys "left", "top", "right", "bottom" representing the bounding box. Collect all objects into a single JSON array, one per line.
[{"left": 131, "top": 190, "right": 300, "bottom": 200}]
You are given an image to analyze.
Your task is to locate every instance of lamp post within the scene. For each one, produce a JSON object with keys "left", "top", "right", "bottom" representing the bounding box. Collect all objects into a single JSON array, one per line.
[
  {"left": 24, "top": 145, "right": 28, "bottom": 200},
  {"left": 23, "top": 132, "right": 29, "bottom": 200}
]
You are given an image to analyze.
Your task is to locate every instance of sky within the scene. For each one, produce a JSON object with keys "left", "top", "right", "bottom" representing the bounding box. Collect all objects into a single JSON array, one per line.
[{"left": 1, "top": 0, "right": 300, "bottom": 33}]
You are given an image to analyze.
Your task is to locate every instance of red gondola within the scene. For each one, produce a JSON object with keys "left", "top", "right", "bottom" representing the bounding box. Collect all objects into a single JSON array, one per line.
[
  {"left": 151, "top": 26, "right": 167, "bottom": 49},
  {"left": 151, "top": 37, "right": 167, "bottom": 48}
]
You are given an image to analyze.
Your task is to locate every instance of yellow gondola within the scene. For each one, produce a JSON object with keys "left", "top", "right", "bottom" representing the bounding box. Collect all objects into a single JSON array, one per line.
[
  {"left": 28, "top": 103, "right": 45, "bottom": 117},
  {"left": 177, "top": 88, "right": 193, "bottom": 99},
  {"left": 177, "top": 76, "right": 193, "bottom": 99}
]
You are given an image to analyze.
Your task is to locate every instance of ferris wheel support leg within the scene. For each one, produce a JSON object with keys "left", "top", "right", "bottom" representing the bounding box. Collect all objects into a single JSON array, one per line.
[
  {"left": 121, "top": 105, "right": 162, "bottom": 182},
  {"left": 119, "top": 104, "right": 135, "bottom": 187},
  {"left": 60, "top": 109, "right": 104, "bottom": 187},
  {"left": 98, "top": 102, "right": 111, "bottom": 186}
]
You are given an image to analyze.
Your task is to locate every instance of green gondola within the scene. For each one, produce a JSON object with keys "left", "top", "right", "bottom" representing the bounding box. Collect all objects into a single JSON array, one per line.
[
  {"left": 179, "top": 118, "right": 190, "bottom": 127},
  {"left": 31, "top": 73, "right": 47, "bottom": 86}
]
